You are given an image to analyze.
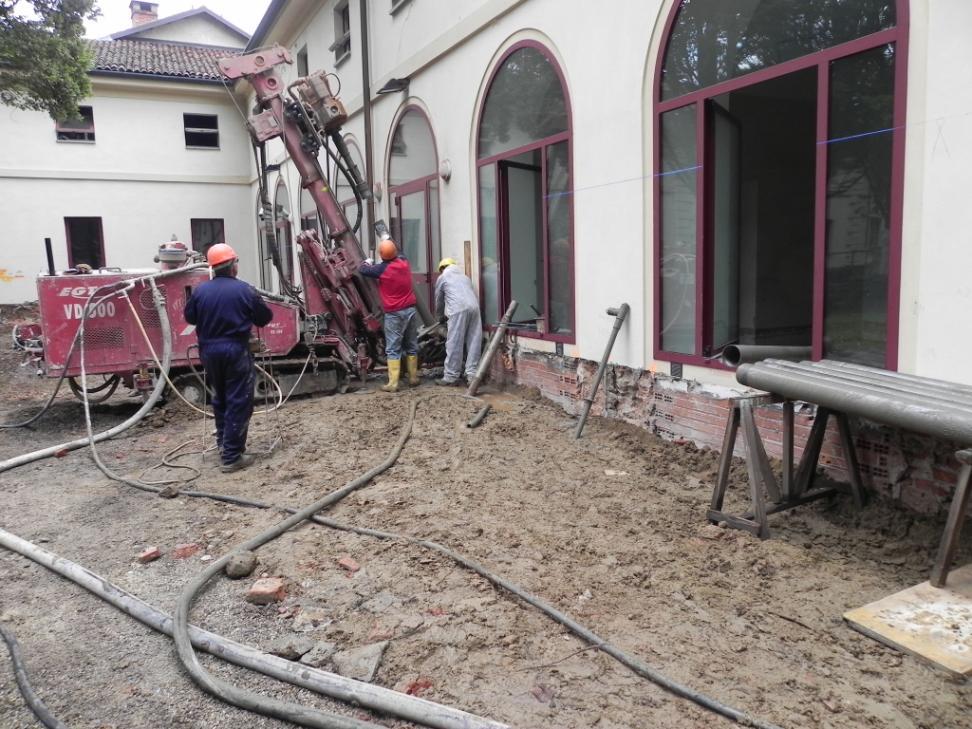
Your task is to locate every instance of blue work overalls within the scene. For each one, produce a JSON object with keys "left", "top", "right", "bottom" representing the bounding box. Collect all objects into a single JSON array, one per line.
[{"left": 184, "top": 274, "right": 273, "bottom": 466}]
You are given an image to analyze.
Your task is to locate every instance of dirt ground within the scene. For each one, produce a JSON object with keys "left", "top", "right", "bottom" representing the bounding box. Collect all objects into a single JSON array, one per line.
[{"left": 0, "top": 306, "right": 970, "bottom": 729}]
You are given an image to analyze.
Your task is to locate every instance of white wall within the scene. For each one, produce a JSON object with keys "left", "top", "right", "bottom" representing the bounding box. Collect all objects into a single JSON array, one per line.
[
  {"left": 252, "top": 0, "right": 972, "bottom": 387},
  {"left": 132, "top": 14, "right": 247, "bottom": 48},
  {"left": 0, "top": 78, "right": 256, "bottom": 303}
]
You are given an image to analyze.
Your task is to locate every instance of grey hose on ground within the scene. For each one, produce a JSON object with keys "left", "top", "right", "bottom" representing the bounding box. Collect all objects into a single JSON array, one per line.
[
  {"left": 0, "top": 621, "right": 70, "bottom": 729},
  {"left": 0, "top": 527, "right": 506, "bottom": 729},
  {"left": 465, "top": 404, "right": 491, "bottom": 429},
  {"left": 173, "top": 400, "right": 430, "bottom": 729}
]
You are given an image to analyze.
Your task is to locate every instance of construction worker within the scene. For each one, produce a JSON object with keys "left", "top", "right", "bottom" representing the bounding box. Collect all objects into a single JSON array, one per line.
[
  {"left": 434, "top": 258, "right": 482, "bottom": 386},
  {"left": 359, "top": 238, "right": 420, "bottom": 392},
  {"left": 184, "top": 243, "right": 273, "bottom": 473}
]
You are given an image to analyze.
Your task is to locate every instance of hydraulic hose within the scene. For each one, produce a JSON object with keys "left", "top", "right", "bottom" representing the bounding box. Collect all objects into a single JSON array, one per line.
[
  {"left": 0, "top": 527, "right": 505, "bottom": 729},
  {"left": 0, "top": 621, "right": 69, "bottom": 729},
  {"left": 172, "top": 400, "right": 424, "bottom": 729}
]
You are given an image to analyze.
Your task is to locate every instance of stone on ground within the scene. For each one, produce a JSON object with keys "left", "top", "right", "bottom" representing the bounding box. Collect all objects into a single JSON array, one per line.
[{"left": 331, "top": 641, "right": 388, "bottom": 682}]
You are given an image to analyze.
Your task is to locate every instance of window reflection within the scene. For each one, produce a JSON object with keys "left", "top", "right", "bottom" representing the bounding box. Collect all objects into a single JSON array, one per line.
[{"left": 661, "top": 0, "right": 896, "bottom": 99}]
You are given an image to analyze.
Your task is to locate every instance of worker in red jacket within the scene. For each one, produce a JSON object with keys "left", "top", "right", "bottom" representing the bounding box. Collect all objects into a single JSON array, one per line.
[
  {"left": 359, "top": 238, "right": 421, "bottom": 392},
  {"left": 184, "top": 243, "right": 273, "bottom": 472}
]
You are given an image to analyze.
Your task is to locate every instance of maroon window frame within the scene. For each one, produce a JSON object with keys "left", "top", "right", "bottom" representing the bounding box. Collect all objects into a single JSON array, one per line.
[
  {"left": 64, "top": 217, "right": 106, "bottom": 269},
  {"left": 387, "top": 106, "right": 441, "bottom": 306},
  {"left": 475, "top": 40, "right": 575, "bottom": 344},
  {"left": 652, "top": 1, "right": 909, "bottom": 370}
]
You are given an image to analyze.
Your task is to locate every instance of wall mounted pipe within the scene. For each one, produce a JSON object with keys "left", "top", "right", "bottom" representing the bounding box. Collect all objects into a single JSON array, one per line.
[
  {"left": 721, "top": 345, "right": 811, "bottom": 368},
  {"left": 0, "top": 527, "right": 507, "bottom": 729},
  {"left": 737, "top": 361, "right": 972, "bottom": 444},
  {"left": 574, "top": 304, "right": 629, "bottom": 439},
  {"left": 465, "top": 300, "right": 518, "bottom": 397}
]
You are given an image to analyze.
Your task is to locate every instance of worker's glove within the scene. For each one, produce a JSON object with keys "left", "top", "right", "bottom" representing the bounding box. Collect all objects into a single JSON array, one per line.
[
  {"left": 363, "top": 257, "right": 374, "bottom": 265},
  {"left": 438, "top": 315, "right": 448, "bottom": 325}
]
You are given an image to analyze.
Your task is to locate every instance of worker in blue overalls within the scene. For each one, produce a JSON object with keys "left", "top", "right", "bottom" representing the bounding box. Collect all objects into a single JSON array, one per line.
[{"left": 184, "top": 243, "right": 273, "bottom": 473}]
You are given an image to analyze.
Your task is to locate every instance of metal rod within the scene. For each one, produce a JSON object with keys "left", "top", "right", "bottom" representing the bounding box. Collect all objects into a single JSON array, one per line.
[
  {"left": 574, "top": 304, "right": 630, "bottom": 439},
  {"left": 44, "top": 237, "right": 55, "bottom": 276},
  {"left": 721, "top": 344, "right": 811, "bottom": 368},
  {"left": 465, "top": 300, "right": 517, "bottom": 397},
  {"left": 758, "top": 359, "right": 972, "bottom": 411},
  {"left": 466, "top": 404, "right": 491, "bottom": 429},
  {"left": 820, "top": 359, "right": 972, "bottom": 397},
  {"left": 737, "top": 362, "right": 972, "bottom": 444}
]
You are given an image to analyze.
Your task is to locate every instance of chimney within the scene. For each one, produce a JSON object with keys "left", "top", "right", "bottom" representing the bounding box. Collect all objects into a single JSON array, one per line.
[{"left": 129, "top": 1, "right": 159, "bottom": 26}]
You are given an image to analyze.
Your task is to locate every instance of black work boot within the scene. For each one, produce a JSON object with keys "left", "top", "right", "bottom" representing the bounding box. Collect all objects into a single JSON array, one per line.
[{"left": 221, "top": 453, "right": 255, "bottom": 473}]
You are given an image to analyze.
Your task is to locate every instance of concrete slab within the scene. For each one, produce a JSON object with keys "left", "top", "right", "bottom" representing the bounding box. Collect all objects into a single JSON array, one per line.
[{"left": 844, "top": 563, "right": 972, "bottom": 676}]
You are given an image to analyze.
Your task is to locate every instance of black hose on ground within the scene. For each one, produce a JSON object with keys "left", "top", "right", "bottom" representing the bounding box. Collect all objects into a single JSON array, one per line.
[
  {"left": 171, "top": 400, "right": 424, "bottom": 729},
  {"left": 0, "top": 621, "right": 69, "bottom": 729}
]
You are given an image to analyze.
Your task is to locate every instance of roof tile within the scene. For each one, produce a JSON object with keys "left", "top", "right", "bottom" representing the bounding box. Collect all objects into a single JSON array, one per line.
[{"left": 90, "top": 39, "right": 241, "bottom": 82}]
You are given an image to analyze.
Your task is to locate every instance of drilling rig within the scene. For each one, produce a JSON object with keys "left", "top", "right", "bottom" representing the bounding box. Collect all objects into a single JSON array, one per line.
[{"left": 30, "top": 46, "right": 443, "bottom": 403}]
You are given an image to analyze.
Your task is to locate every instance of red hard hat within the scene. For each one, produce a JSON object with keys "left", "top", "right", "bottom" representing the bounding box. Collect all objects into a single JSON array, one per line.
[
  {"left": 207, "top": 243, "right": 237, "bottom": 268},
  {"left": 378, "top": 239, "right": 398, "bottom": 261}
]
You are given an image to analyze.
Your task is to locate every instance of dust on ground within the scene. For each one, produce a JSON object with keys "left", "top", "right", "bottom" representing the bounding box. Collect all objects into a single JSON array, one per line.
[{"left": 0, "top": 308, "right": 969, "bottom": 729}]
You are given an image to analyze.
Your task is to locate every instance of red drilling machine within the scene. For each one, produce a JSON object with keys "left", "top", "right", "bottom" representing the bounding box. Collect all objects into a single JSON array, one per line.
[{"left": 28, "top": 47, "right": 443, "bottom": 404}]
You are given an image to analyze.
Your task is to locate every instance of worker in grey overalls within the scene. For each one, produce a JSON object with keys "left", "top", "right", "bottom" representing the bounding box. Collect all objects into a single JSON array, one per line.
[{"left": 433, "top": 258, "right": 482, "bottom": 386}]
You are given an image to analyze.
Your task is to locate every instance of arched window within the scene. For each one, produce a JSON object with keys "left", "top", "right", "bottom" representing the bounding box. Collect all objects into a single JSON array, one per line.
[
  {"left": 299, "top": 187, "right": 320, "bottom": 234},
  {"left": 255, "top": 193, "right": 273, "bottom": 290},
  {"left": 331, "top": 137, "right": 370, "bottom": 248},
  {"left": 274, "top": 179, "right": 294, "bottom": 287},
  {"left": 477, "top": 42, "right": 573, "bottom": 340},
  {"left": 654, "top": 0, "right": 907, "bottom": 368},
  {"left": 387, "top": 108, "right": 440, "bottom": 309}
]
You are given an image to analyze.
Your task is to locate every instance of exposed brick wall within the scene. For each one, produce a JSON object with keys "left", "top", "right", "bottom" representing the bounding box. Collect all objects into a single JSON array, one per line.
[{"left": 490, "top": 349, "right": 964, "bottom": 516}]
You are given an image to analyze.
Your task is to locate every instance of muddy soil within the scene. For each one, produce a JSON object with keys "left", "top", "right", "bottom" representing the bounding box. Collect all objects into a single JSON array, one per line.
[{"left": 0, "top": 308, "right": 969, "bottom": 729}]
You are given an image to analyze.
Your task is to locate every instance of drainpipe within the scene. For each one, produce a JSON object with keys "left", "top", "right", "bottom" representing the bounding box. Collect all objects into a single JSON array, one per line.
[{"left": 359, "top": 0, "right": 377, "bottom": 257}]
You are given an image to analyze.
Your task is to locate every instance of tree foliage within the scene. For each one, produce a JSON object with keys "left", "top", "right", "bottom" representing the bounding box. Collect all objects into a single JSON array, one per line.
[{"left": 0, "top": 0, "right": 100, "bottom": 120}]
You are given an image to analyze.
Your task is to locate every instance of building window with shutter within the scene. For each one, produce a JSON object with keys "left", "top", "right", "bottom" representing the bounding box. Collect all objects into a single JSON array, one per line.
[
  {"left": 184, "top": 113, "right": 219, "bottom": 149},
  {"left": 56, "top": 106, "right": 95, "bottom": 143},
  {"left": 330, "top": 1, "right": 351, "bottom": 65}
]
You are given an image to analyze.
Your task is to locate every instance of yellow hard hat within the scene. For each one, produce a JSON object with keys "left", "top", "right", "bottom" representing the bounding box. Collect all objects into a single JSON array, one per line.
[{"left": 437, "top": 257, "right": 457, "bottom": 272}]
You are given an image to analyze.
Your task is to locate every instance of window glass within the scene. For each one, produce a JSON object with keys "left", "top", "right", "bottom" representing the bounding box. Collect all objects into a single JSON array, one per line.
[
  {"left": 659, "top": 104, "right": 697, "bottom": 354},
  {"left": 389, "top": 110, "right": 437, "bottom": 187},
  {"left": 478, "top": 47, "right": 568, "bottom": 159},
  {"left": 479, "top": 165, "right": 500, "bottom": 324},
  {"left": 56, "top": 106, "right": 95, "bottom": 142},
  {"left": 299, "top": 188, "right": 319, "bottom": 233},
  {"left": 824, "top": 44, "right": 895, "bottom": 366},
  {"left": 184, "top": 113, "right": 219, "bottom": 148},
  {"left": 274, "top": 182, "right": 294, "bottom": 284},
  {"left": 661, "top": 0, "right": 896, "bottom": 100},
  {"left": 546, "top": 141, "right": 571, "bottom": 334},
  {"left": 503, "top": 149, "right": 543, "bottom": 327},
  {"left": 190, "top": 218, "right": 224, "bottom": 254},
  {"left": 65, "top": 217, "right": 104, "bottom": 268}
]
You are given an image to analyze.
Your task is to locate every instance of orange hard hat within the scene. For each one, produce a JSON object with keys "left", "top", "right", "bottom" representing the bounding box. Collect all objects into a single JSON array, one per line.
[
  {"left": 207, "top": 243, "right": 238, "bottom": 268},
  {"left": 378, "top": 238, "right": 398, "bottom": 261}
]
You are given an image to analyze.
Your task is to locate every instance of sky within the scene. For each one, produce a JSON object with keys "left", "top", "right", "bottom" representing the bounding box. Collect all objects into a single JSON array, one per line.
[{"left": 84, "top": 0, "right": 271, "bottom": 39}]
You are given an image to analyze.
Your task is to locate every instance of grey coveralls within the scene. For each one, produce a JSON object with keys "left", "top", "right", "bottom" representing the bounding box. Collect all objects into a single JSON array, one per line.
[{"left": 434, "top": 265, "right": 483, "bottom": 382}]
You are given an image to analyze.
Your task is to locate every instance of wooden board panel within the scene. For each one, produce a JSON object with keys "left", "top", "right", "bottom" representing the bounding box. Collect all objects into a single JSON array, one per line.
[{"left": 844, "top": 563, "right": 972, "bottom": 676}]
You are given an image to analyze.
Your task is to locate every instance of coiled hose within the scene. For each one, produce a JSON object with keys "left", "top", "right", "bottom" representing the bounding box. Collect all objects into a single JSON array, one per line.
[
  {"left": 0, "top": 621, "right": 69, "bottom": 729},
  {"left": 172, "top": 400, "right": 424, "bottom": 729}
]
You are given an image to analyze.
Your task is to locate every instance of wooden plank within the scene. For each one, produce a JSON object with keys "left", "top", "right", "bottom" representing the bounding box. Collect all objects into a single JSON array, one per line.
[
  {"left": 740, "top": 401, "right": 770, "bottom": 539},
  {"left": 794, "top": 406, "right": 829, "bottom": 497},
  {"left": 707, "top": 510, "right": 763, "bottom": 536},
  {"left": 845, "top": 563, "right": 972, "bottom": 676}
]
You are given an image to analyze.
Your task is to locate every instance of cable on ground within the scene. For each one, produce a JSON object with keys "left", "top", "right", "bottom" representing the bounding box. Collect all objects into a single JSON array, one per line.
[{"left": 0, "top": 621, "right": 69, "bottom": 729}]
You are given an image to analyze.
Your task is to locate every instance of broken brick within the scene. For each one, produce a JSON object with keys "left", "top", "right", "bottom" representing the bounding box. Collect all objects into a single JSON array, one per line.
[
  {"left": 137, "top": 547, "right": 162, "bottom": 564},
  {"left": 405, "top": 677, "right": 433, "bottom": 696},
  {"left": 172, "top": 543, "right": 201, "bottom": 559},
  {"left": 247, "top": 577, "right": 286, "bottom": 605},
  {"left": 337, "top": 556, "right": 360, "bottom": 574}
]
